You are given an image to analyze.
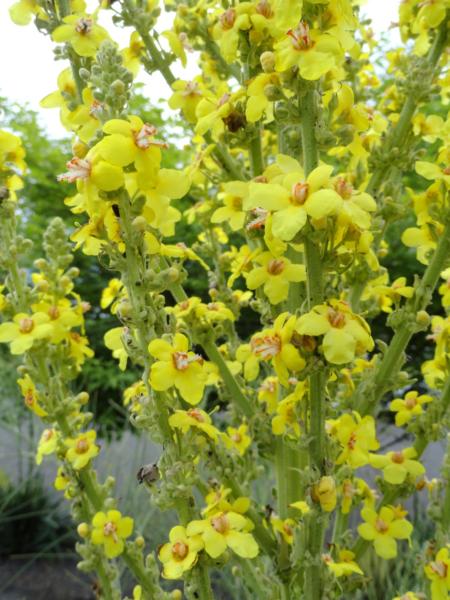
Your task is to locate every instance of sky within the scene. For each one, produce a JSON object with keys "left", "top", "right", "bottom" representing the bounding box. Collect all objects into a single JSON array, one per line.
[{"left": 0, "top": 0, "right": 401, "bottom": 138}]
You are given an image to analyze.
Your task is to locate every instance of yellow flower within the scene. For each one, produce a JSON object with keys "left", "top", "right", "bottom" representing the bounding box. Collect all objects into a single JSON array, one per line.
[
  {"left": 121, "top": 32, "right": 145, "bottom": 77},
  {"left": 65, "top": 430, "right": 99, "bottom": 470},
  {"left": 245, "top": 252, "right": 306, "bottom": 305},
  {"left": 242, "top": 312, "right": 305, "bottom": 384},
  {"left": 212, "top": 6, "right": 252, "bottom": 64},
  {"left": 258, "top": 377, "right": 279, "bottom": 413},
  {"left": 211, "top": 180, "right": 248, "bottom": 231},
  {"left": 402, "top": 222, "right": 442, "bottom": 265},
  {"left": 223, "top": 424, "right": 251, "bottom": 455},
  {"left": 36, "top": 428, "right": 58, "bottom": 465},
  {"left": 274, "top": 21, "right": 341, "bottom": 79},
  {"left": 424, "top": 547, "right": 450, "bottom": 600},
  {"left": 271, "top": 515, "right": 296, "bottom": 544},
  {"left": 195, "top": 88, "right": 245, "bottom": 137},
  {"left": 57, "top": 154, "right": 125, "bottom": 192},
  {"left": 296, "top": 300, "right": 374, "bottom": 364},
  {"left": 389, "top": 390, "right": 433, "bottom": 426},
  {"left": 31, "top": 300, "right": 82, "bottom": 344},
  {"left": 194, "top": 302, "right": 235, "bottom": 324},
  {"left": 246, "top": 73, "right": 280, "bottom": 123},
  {"left": 332, "top": 176, "right": 377, "bottom": 230},
  {"left": 438, "top": 267, "right": 450, "bottom": 307},
  {"left": 0, "top": 312, "right": 53, "bottom": 354},
  {"left": 95, "top": 117, "right": 167, "bottom": 189},
  {"left": 168, "top": 79, "right": 205, "bottom": 123},
  {"left": 123, "top": 380, "right": 146, "bottom": 413},
  {"left": 9, "top": 0, "right": 46, "bottom": 25},
  {"left": 148, "top": 333, "right": 207, "bottom": 405},
  {"left": 369, "top": 448, "right": 425, "bottom": 485},
  {"left": 246, "top": 157, "right": 341, "bottom": 241},
  {"left": 327, "top": 412, "right": 379, "bottom": 468},
  {"left": 91, "top": 510, "right": 134, "bottom": 558},
  {"left": 203, "top": 487, "right": 251, "bottom": 518},
  {"left": 52, "top": 13, "right": 109, "bottom": 58},
  {"left": 169, "top": 408, "right": 219, "bottom": 441},
  {"left": 187, "top": 512, "right": 258, "bottom": 559},
  {"left": 101, "top": 279, "right": 124, "bottom": 310},
  {"left": 357, "top": 505, "right": 413, "bottom": 559},
  {"left": 158, "top": 525, "right": 204, "bottom": 579},
  {"left": 272, "top": 380, "right": 307, "bottom": 437},
  {"left": 313, "top": 476, "right": 337, "bottom": 512},
  {"left": 17, "top": 373, "right": 47, "bottom": 417},
  {"left": 104, "top": 327, "right": 129, "bottom": 371},
  {"left": 323, "top": 550, "right": 363, "bottom": 578},
  {"left": 54, "top": 466, "right": 72, "bottom": 499},
  {"left": 68, "top": 331, "right": 94, "bottom": 368}
]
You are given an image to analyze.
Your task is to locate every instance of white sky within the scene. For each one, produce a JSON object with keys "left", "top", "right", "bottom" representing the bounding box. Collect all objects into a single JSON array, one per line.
[{"left": 0, "top": 0, "right": 400, "bottom": 138}]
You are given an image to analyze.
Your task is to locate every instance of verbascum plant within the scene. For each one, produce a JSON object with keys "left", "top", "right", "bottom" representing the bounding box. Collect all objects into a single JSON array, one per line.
[{"left": 1, "top": 0, "right": 450, "bottom": 598}]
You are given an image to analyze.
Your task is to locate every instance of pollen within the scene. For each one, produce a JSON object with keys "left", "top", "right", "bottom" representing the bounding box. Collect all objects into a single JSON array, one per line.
[
  {"left": 327, "top": 308, "right": 346, "bottom": 329},
  {"left": 392, "top": 451, "right": 405, "bottom": 464},
  {"left": 287, "top": 22, "right": 314, "bottom": 51},
  {"left": 172, "top": 541, "right": 189, "bottom": 560},
  {"left": 75, "top": 438, "right": 90, "bottom": 454},
  {"left": 211, "top": 514, "right": 229, "bottom": 534},
  {"left": 375, "top": 518, "right": 389, "bottom": 534},
  {"left": 291, "top": 181, "right": 309, "bottom": 205},
  {"left": 251, "top": 334, "right": 282, "bottom": 359},
  {"left": 19, "top": 318, "right": 34, "bottom": 334},
  {"left": 187, "top": 408, "right": 205, "bottom": 422},
  {"left": 267, "top": 259, "right": 285, "bottom": 275},
  {"left": 48, "top": 306, "right": 60, "bottom": 320},
  {"left": 219, "top": 9, "right": 236, "bottom": 30},
  {"left": 75, "top": 18, "right": 93, "bottom": 35}
]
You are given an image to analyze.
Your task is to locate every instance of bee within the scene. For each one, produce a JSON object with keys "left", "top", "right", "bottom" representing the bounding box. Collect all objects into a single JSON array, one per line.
[{"left": 136, "top": 463, "right": 160, "bottom": 486}]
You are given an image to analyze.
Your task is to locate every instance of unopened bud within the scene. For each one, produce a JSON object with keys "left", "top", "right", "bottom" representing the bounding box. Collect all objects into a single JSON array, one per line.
[
  {"left": 35, "top": 279, "right": 49, "bottom": 292},
  {"left": 77, "top": 522, "right": 89, "bottom": 538},
  {"left": 72, "top": 139, "right": 88, "bottom": 158},
  {"left": 131, "top": 216, "right": 148, "bottom": 232},
  {"left": 260, "top": 51, "right": 275, "bottom": 73},
  {"left": 416, "top": 310, "right": 430, "bottom": 327},
  {"left": 171, "top": 591, "right": 182, "bottom": 600},
  {"left": 167, "top": 267, "right": 180, "bottom": 282},
  {"left": 111, "top": 79, "right": 126, "bottom": 94},
  {"left": 264, "top": 84, "right": 283, "bottom": 101},
  {"left": 77, "top": 392, "right": 89, "bottom": 405},
  {"left": 135, "top": 535, "right": 145, "bottom": 548},
  {"left": 34, "top": 259, "right": 47, "bottom": 271}
]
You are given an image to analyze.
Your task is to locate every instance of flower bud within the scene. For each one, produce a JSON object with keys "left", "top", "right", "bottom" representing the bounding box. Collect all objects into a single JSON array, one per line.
[
  {"left": 72, "top": 139, "right": 88, "bottom": 158},
  {"left": 264, "top": 84, "right": 283, "bottom": 101},
  {"left": 34, "top": 259, "right": 47, "bottom": 271},
  {"left": 77, "top": 522, "right": 89, "bottom": 538},
  {"left": 171, "top": 591, "right": 182, "bottom": 600},
  {"left": 135, "top": 535, "right": 145, "bottom": 548},
  {"left": 111, "top": 79, "right": 126, "bottom": 95},
  {"left": 260, "top": 51, "right": 275, "bottom": 73},
  {"left": 416, "top": 310, "right": 430, "bottom": 327},
  {"left": 77, "top": 392, "right": 89, "bottom": 405},
  {"left": 312, "top": 476, "right": 337, "bottom": 512},
  {"left": 132, "top": 216, "right": 148, "bottom": 232}
]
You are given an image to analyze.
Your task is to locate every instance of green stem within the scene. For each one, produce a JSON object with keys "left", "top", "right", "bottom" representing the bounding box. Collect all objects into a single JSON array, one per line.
[
  {"left": 248, "top": 125, "right": 264, "bottom": 178},
  {"left": 298, "top": 83, "right": 326, "bottom": 600},
  {"left": 356, "top": 221, "right": 450, "bottom": 415},
  {"left": 354, "top": 378, "right": 450, "bottom": 560},
  {"left": 96, "top": 560, "right": 116, "bottom": 599},
  {"left": 201, "top": 338, "right": 253, "bottom": 418},
  {"left": 275, "top": 437, "right": 289, "bottom": 519},
  {"left": 366, "top": 20, "right": 448, "bottom": 196},
  {"left": 122, "top": 551, "right": 161, "bottom": 598}
]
